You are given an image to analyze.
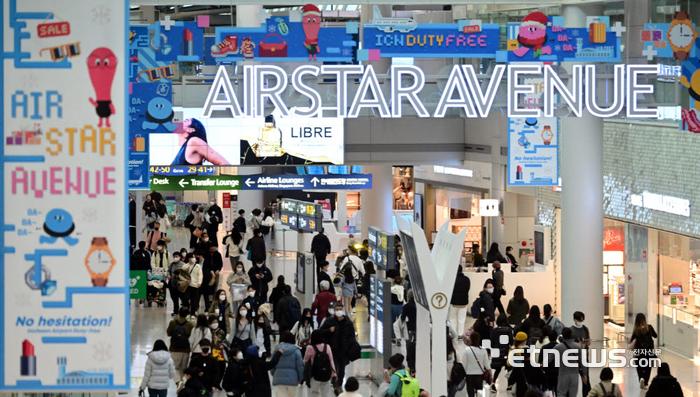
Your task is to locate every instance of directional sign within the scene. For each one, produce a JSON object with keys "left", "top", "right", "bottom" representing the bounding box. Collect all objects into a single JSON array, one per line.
[
  {"left": 149, "top": 166, "right": 215, "bottom": 176},
  {"left": 150, "top": 175, "right": 242, "bottom": 191},
  {"left": 241, "top": 174, "right": 373, "bottom": 190}
]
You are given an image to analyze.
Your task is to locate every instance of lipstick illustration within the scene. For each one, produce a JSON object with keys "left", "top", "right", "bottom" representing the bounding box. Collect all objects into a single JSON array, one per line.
[
  {"left": 516, "top": 165, "right": 523, "bottom": 180},
  {"left": 183, "top": 28, "right": 194, "bottom": 57},
  {"left": 21, "top": 339, "right": 36, "bottom": 376}
]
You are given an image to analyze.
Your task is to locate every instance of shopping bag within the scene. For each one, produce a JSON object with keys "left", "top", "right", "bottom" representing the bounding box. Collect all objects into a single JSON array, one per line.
[
  {"left": 230, "top": 283, "right": 247, "bottom": 302},
  {"left": 259, "top": 33, "right": 287, "bottom": 57}
]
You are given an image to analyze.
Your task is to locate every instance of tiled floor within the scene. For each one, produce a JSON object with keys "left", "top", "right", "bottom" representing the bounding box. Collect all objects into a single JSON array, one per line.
[{"left": 129, "top": 227, "right": 700, "bottom": 397}]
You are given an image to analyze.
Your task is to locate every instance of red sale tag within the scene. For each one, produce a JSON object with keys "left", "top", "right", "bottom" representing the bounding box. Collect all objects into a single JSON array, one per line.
[
  {"left": 37, "top": 22, "right": 70, "bottom": 38},
  {"left": 462, "top": 25, "right": 481, "bottom": 34}
]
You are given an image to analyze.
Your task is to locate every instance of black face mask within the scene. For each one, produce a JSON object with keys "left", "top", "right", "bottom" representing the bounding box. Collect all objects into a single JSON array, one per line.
[{"left": 201, "top": 347, "right": 210, "bottom": 354}]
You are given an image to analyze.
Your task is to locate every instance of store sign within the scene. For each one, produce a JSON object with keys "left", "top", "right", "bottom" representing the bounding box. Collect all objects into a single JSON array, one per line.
[
  {"left": 433, "top": 165, "right": 473, "bottom": 177},
  {"left": 2, "top": 0, "right": 129, "bottom": 390},
  {"left": 631, "top": 192, "right": 690, "bottom": 217},
  {"left": 203, "top": 63, "right": 660, "bottom": 120}
]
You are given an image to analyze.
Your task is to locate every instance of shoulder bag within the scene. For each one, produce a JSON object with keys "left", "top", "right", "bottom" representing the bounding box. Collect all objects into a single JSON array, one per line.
[{"left": 470, "top": 346, "right": 491, "bottom": 383}]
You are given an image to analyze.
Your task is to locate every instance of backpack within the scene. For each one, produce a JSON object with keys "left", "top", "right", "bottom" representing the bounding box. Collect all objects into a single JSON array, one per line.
[
  {"left": 528, "top": 325, "right": 543, "bottom": 345},
  {"left": 470, "top": 298, "right": 482, "bottom": 318},
  {"left": 600, "top": 383, "right": 616, "bottom": 397},
  {"left": 396, "top": 371, "right": 420, "bottom": 397},
  {"left": 311, "top": 344, "right": 333, "bottom": 381},
  {"left": 239, "top": 363, "right": 254, "bottom": 392},
  {"left": 287, "top": 298, "right": 301, "bottom": 326},
  {"left": 170, "top": 320, "right": 189, "bottom": 350}
]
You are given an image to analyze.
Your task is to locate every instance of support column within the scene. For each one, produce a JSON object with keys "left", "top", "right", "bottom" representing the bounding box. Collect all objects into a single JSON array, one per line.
[
  {"left": 135, "top": 191, "right": 145, "bottom": 245},
  {"left": 236, "top": 166, "right": 264, "bottom": 215},
  {"left": 336, "top": 191, "right": 347, "bottom": 228},
  {"left": 361, "top": 166, "right": 393, "bottom": 236},
  {"left": 561, "top": 4, "right": 605, "bottom": 341}
]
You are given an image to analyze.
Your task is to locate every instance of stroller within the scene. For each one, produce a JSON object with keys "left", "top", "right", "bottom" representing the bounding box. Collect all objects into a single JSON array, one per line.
[{"left": 146, "top": 268, "right": 167, "bottom": 307}]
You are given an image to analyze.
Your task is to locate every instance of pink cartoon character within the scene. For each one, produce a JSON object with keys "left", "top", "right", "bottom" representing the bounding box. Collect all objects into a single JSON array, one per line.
[
  {"left": 302, "top": 4, "right": 322, "bottom": 61},
  {"left": 513, "top": 12, "right": 552, "bottom": 58},
  {"left": 87, "top": 48, "right": 117, "bottom": 128}
]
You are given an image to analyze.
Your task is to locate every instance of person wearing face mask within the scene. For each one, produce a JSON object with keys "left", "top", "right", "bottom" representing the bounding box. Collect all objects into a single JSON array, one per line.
[
  {"left": 168, "top": 252, "right": 186, "bottom": 316},
  {"left": 571, "top": 311, "right": 591, "bottom": 395},
  {"left": 188, "top": 339, "right": 220, "bottom": 396},
  {"left": 146, "top": 221, "right": 166, "bottom": 252},
  {"left": 241, "top": 285, "right": 261, "bottom": 316},
  {"left": 311, "top": 281, "right": 337, "bottom": 326},
  {"left": 276, "top": 285, "right": 302, "bottom": 335},
  {"left": 194, "top": 230, "right": 211, "bottom": 253},
  {"left": 221, "top": 346, "right": 247, "bottom": 397},
  {"left": 246, "top": 228, "right": 267, "bottom": 266},
  {"left": 270, "top": 331, "right": 305, "bottom": 397},
  {"left": 230, "top": 305, "right": 254, "bottom": 350},
  {"left": 207, "top": 289, "right": 233, "bottom": 335},
  {"left": 319, "top": 302, "right": 357, "bottom": 394},
  {"left": 248, "top": 257, "right": 273, "bottom": 302},
  {"left": 183, "top": 253, "right": 203, "bottom": 319},
  {"left": 177, "top": 366, "right": 206, "bottom": 397},
  {"left": 206, "top": 198, "right": 223, "bottom": 245},
  {"left": 291, "top": 308, "right": 315, "bottom": 351},
  {"left": 151, "top": 240, "right": 171, "bottom": 270},
  {"left": 254, "top": 313, "right": 272, "bottom": 358},
  {"left": 479, "top": 280, "right": 496, "bottom": 325},
  {"left": 223, "top": 229, "right": 245, "bottom": 271},
  {"left": 200, "top": 244, "right": 223, "bottom": 311},
  {"left": 317, "top": 261, "right": 335, "bottom": 295},
  {"left": 190, "top": 314, "right": 213, "bottom": 360},
  {"left": 226, "top": 261, "right": 251, "bottom": 315}
]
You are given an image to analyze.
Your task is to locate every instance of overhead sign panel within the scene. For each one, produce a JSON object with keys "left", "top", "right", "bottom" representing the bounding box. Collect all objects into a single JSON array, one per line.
[
  {"left": 242, "top": 174, "right": 373, "bottom": 190},
  {"left": 150, "top": 175, "right": 242, "bottom": 190}
]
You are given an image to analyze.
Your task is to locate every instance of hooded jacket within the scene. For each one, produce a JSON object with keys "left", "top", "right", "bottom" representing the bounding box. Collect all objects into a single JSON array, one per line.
[
  {"left": 646, "top": 375, "right": 684, "bottom": 397},
  {"left": 140, "top": 350, "right": 176, "bottom": 390},
  {"left": 270, "top": 342, "right": 304, "bottom": 386}
]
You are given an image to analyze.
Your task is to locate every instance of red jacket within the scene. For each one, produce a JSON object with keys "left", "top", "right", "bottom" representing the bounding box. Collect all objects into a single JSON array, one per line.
[{"left": 311, "top": 291, "right": 337, "bottom": 324}]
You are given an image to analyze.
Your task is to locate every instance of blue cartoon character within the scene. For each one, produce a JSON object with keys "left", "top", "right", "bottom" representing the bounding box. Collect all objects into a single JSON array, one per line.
[
  {"left": 40, "top": 209, "right": 78, "bottom": 246},
  {"left": 142, "top": 97, "right": 177, "bottom": 131},
  {"left": 518, "top": 135, "right": 531, "bottom": 149}
]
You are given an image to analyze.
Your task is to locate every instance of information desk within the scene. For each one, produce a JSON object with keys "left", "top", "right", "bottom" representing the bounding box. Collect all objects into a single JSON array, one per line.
[{"left": 661, "top": 304, "right": 700, "bottom": 358}]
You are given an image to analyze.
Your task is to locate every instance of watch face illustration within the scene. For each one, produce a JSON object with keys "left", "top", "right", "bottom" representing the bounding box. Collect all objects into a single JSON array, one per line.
[
  {"left": 669, "top": 24, "right": 695, "bottom": 49},
  {"left": 87, "top": 250, "right": 113, "bottom": 274}
]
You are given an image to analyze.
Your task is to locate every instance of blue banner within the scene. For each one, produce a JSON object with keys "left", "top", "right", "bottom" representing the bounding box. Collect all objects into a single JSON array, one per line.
[
  {"left": 241, "top": 174, "right": 372, "bottom": 190},
  {"left": 362, "top": 22, "right": 500, "bottom": 59},
  {"left": 212, "top": 15, "right": 356, "bottom": 62}
]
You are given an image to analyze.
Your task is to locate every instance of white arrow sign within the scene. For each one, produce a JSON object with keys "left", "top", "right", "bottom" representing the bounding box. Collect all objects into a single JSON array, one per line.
[
  {"left": 178, "top": 179, "right": 189, "bottom": 188},
  {"left": 311, "top": 177, "right": 320, "bottom": 187},
  {"left": 245, "top": 178, "right": 255, "bottom": 188}
]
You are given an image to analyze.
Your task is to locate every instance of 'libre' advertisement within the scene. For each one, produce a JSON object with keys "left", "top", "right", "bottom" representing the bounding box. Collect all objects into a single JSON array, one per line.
[{"left": 2, "top": 0, "right": 129, "bottom": 390}]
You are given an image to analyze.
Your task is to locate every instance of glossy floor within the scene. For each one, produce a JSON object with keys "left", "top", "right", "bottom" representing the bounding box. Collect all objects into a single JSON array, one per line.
[{"left": 129, "top": 227, "right": 700, "bottom": 397}]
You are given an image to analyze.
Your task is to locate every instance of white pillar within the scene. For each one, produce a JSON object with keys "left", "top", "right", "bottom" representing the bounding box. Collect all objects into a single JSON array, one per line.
[
  {"left": 560, "top": 4, "right": 605, "bottom": 341},
  {"left": 135, "top": 191, "right": 145, "bottom": 245},
  {"left": 236, "top": 5, "right": 263, "bottom": 27},
  {"left": 236, "top": 166, "right": 264, "bottom": 215},
  {"left": 361, "top": 166, "right": 393, "bottom": 236},
  {"left": 336, "top": 191, "right": 347, "bottom": 227}
]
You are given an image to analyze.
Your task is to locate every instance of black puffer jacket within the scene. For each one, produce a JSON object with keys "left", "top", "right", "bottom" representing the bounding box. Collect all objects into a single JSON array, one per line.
[
  {"left": 320, "top": 315, "right": 356, "bottom": 364},
  {"left": 451, "top": 273, "right": 470, "bottom": 305}
]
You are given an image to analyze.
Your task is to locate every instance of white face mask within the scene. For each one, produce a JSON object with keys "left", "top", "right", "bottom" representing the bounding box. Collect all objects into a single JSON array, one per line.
[
  {"left": 487, "top": 287, "right": 495, "bottom": 294},
  {"left": 190, "top": 258, "right": 196, "bottom": 264},
  {"left": 335, "top": 309, "right": 344, "bottom": 317},
  {"left": 219, "top": 294, "right": 226, "bottom": 301},
  {"left": 239, "top": 310, "right": 247, "bottom": 317},
  {"left": 158, "top": 246, "right": 164, "bottom": 251},
  {"left": 203, "top": 238, "right": 209, "bottom": 242},
  {"left": 237, "top": 352, "right": 244, "bottom": 360},
  {"left": 173, "top": 257, "right": 180, "bottom": 263},
  {"left": 574, "top": 321, "right": 583, "bottom": 327},
  {"left": 236, "top": 268, "right": 243, "bottom": 274},
  {"left": 248, "top": 291, "right": 255, "bottom": 298},
  {"left": 211, "top": 201, "right": 215, "bottom": 205},
  {"left": 256, "top": 262, "right": 263, "bottom": 268},
  {"left": 211, "top": 323, "right": 219, "bottom": 330}
]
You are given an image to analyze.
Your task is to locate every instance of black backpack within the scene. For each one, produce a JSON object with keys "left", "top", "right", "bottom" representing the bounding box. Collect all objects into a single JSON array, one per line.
[
  {"left": 600, "top": 383, "right": 616, "bottom": 397},
  {"left": 170, "top": 320, "right": 189, "bottom": 350},
  {"left": 311, "top": 344, "right": 333, "bottom": 381},
  {"left": 239, "top": 363, "right": 254, "bottom": 392},
  {"left": 287, "top": 298, "right": 301, "bottom": 326},
  {"left": 528, "top": 325, "right": 543, "bottom": 345}
]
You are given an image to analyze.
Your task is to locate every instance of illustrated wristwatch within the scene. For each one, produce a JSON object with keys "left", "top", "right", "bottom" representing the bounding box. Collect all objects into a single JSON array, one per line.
[
  {"left": 541, "top": 125, "right": 554, "bottom": 145},
  {"left": 668, "top": 11, "right": 697, "bottom": 60},
  {"left": 85, "top": 237, "right": 116, "bottom": 286}
]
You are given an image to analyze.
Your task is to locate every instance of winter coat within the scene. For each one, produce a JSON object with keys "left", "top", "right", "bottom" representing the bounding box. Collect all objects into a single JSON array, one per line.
[
  {"left": 246, "top": 236, "right": 267, "bottom": 264},
  {"left": 490, "top": 325, "right": 513, "bottom": 367},
  {"left": 248, "top": 265, "right": 273, "bottom": 300},
  {"left": 451, "top": 272, "right": 470, "bottom": 305},
  {"left": 507, "top": 298, "right": 530, "bottom": 325},
  {"left": 276, "top": 294, "right": 301, "bottom": 331},
  {"left": 311, "top": 290, "right": 337, "bottom": 324},
  {"left": 131, "top": 249, "right": 151, "bottom": 271},
  {"left": 226, "top": 271, "right": 251, "bottom": 288},
  {"left": 311, "top": 233, "right": 332, "bottom": 257},
  {"left": 318, "top": 270, "right": 335, "bottom": 294},
  {"left": 269, "top": 284, "right": 286, "bottom": 319},
  {"left": 151, "top": 250, "right": 171, "bottom": 269},
  {"left": 177, "top": 377, "right": 206, "bottom": 397},
  {"left": 271, "top": 342, "right": 304, "bottom": 386},
  {"left": 189, "top": 354, "right": 219, "bottom": 390},
  {"left": 207, "top": 300, "right": 233, "bottom": 332},
  {"left": 479, "top": 290, "right": 495, "bottom": 321},
  {"left": 139, "top": 350, "right": 175, "bottom": 390},
  {"left": 646, "top": 375, "right": 684, "bottom": 397},
  {"left": 320, "top": 315, "right": 356, "bottom": 364}
]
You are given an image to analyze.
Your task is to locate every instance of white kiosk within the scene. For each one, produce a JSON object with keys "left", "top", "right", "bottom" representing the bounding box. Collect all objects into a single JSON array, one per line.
[{"left": 396, "top": 215, "right": 467, "bottom": 397}]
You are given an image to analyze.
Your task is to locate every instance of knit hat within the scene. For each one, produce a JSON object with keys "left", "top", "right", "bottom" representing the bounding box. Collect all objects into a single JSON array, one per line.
[
  {"left": 515, "top": 332, "right": 528, "bottom": 342},
  {"left": 302, "top": 4, "right": 321, "bottom": 17},
  {"left": 521, "top": 12, "right": 549, "bottom": 30}
]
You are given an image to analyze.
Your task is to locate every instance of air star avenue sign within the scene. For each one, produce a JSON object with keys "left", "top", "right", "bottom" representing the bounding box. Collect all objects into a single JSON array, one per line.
[
  {"left": 150, "top": 174, "right": 373, "bottom": 191},
  {"left": 202, "top": 64, "right": 661, "bottom": 120}
]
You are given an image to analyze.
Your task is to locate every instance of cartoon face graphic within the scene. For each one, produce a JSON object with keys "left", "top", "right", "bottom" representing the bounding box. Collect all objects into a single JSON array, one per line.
[
  {"left": 44, "top": 209, "right": 75, "bottom": 237},
  {"left": 87, "top": 48, "right": 117, "bottom": 100},
  {"left": 302, "top": 14, "right": 321, "bottom": 41},
  {"left": 519, "top": 24, "right": 546, "bottom": 41},
  {"left": 146, "top": 97, "right": 173, "bottom": 121}
]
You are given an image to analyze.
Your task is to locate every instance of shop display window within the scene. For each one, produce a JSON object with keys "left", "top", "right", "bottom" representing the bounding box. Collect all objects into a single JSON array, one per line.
[{"left": 392, "top": 166, "right": 414, "bottom": 210}]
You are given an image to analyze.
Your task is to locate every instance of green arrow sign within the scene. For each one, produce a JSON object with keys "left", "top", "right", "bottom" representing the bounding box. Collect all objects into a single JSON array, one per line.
[{"left": 150, "top": 175, "right": 242, "bottom": 190}]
